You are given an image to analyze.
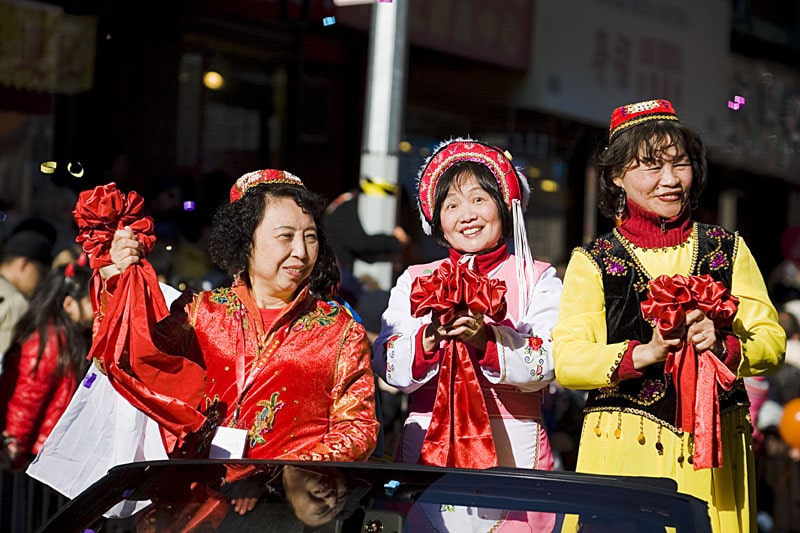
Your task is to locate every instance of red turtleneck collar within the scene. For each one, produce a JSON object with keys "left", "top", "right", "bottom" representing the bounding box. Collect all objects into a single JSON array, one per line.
[
  {"left": 449, "top": 242, "right": 510, "bottom": 274},
  {"left": 617, "top": 199, "right": 692, "bottom": 248}
]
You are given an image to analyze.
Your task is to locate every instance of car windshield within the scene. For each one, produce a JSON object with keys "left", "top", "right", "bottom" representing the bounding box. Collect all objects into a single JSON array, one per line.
[{"left": 40, "top": 459, "right": 711, "bottom": 533}]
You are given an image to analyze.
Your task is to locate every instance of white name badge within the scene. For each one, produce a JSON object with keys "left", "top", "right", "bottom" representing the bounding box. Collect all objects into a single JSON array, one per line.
[{"left": 209, "top": 426, "right": 248, "bottom": 459}]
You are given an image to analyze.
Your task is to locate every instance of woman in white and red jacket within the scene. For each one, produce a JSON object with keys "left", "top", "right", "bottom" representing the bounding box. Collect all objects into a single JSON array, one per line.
[{"left": 0, "top": 259, "right": 93, "bottom": 468}]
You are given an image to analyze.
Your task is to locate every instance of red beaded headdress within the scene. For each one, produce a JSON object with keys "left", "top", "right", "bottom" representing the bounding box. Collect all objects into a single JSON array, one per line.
[
  {"left": 417, "top": 138, "right": 535, "bottom": 320},
  {"left": 608, "top": 99, "right": 679, "bottom": 143},
  {"left": 417, "top": 139, "right": 528, "bottom": 235},
  {"left": 229, "top": 169, "right": 305, "bottom": 202}
]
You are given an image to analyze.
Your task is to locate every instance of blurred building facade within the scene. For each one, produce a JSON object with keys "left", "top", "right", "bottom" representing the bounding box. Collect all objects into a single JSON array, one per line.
[{"left": 0, "top": 0, "right": 799, "bottom": 274}]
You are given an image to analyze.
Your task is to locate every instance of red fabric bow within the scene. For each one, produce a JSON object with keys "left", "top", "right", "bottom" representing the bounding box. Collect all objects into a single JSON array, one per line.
[
  {"left": 409, "top": 260, "right": 507, "bottom": 468},
  {"left": 74, "top": 182, "right": 156, "bottom": 268},
  {"left": 640, "top": 274, "right": 739, "bottom": 469},
  {"left": 74, "top": 183, "right": 206, "bottom": 452}
]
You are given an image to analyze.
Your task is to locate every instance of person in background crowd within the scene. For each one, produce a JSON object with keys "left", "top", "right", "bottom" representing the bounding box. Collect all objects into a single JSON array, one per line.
[
  {"left": 323, "top": 179, "right": 409, "bottom": 276},
  {"left": 0, "top": 230, "right": 54, "bottom": 361},
  {"left": 553, "top": 99, "right": 785, "bottom": 533},
  {"left": 374, "top": 139, "right": 561, "bottom": 530},
  {"left": 324, "top": 180, "right": 412, "bottom": 460},
  {"left": 768, "top": 225, "right": 800, "bottom": 307},
  {"left": 746, "top": 307, "right": 800, "bottom": 533},
  {"left": 0, "top": 259, "right": 92, "bottom": 468}
]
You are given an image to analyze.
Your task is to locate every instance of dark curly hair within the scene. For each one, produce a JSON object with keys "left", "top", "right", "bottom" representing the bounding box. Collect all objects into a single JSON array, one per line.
[
  {"left": 596, "top": 120, "right": 707, "bottom": 220},
  {"left": 430, "top": 161, "right": 512, "bottom": 250},
  {"left": 208, "top": 182, "right": 339, "bottom": 299}
]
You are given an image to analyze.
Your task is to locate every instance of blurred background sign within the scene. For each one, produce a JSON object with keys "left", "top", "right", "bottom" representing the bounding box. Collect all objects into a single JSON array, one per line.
[{"left": 0, "top": 0, "right": 97, "bottom": 94}]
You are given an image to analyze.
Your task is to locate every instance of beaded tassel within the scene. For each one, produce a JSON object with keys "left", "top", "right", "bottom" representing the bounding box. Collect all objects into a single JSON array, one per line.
[
  {"left": 637, "top": 416, "right": 646, "bottom": 445},
  {"left": 655, "top": 424, "right": 664, "bottom": 455}
]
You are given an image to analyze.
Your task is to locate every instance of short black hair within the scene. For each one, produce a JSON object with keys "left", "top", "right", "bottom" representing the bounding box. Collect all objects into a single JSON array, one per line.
[{"left": 208, "top": 182, "right": 339, "bottom": 299}]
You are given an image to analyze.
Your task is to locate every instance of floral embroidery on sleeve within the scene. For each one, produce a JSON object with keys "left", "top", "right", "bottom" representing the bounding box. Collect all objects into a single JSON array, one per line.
[{"left": 523, "top": 335, "right": 547, "bottom": 380}]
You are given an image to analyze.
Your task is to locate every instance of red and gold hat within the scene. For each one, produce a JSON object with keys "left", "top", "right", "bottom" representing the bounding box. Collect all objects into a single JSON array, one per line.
[
  {"left": 229, "top": 169, "right": 305, "bottom": 202},
  {"left": 608, "top": 99, "right": 679, "bottom": 143},
  {"left": 417, "top": 139, "right": 528, "bottom": 235}
]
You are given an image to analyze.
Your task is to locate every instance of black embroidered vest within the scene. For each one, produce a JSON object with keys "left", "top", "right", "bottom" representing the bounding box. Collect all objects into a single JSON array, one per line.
[{"left": 580, "top": 223, "right": 749, "bottom": 433}]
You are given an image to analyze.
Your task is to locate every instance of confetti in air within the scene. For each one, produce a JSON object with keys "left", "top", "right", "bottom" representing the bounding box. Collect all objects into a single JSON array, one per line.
[
  {"left": 727, "top": 95, "right": 746, "bottom": 111},
  {"left": 323, "top": 16, "right": 336, "bottom": 26},
  {"left": 39, "top": 160, "right": 85, "bottom": 178},
  {"left": 183, "top": 200, "right": 196, "bottom": 211}
]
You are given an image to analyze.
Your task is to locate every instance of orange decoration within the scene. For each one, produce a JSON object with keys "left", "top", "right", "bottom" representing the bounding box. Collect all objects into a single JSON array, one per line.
[{"left": 779, "top": 398, "right": 800, "bottom": 449}]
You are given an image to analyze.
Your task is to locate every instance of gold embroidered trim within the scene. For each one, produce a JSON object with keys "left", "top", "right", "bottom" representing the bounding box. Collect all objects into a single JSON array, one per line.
[
  {"left": 609, "top": 114, "right": 679, "bottom": 140},
  {"left": 583, "top": 402, "right": 749, "bottom": 436},
  {"left": 607, "top": 342, "right": 628, "bottom": 384},
  {"left": 613, "top": 223, "right": 700, "bottom": 281}
]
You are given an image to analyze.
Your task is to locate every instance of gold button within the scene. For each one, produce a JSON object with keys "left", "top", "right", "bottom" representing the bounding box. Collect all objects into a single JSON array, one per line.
[{"left": 224, "top": 366, "right": 229, "bottom": 371}]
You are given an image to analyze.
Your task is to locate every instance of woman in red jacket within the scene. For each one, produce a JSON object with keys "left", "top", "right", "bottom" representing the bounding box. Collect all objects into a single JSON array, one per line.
[{"left": 0, "top": 258, "right": 93, "bottom": 468}]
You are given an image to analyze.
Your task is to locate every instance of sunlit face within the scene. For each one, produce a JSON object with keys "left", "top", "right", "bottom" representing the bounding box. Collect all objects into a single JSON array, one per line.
[
  {"left": 248, "top": 197, "right": 319, "bottom": 306},
  {"left": 18, "top": 260, "right": 46, "bottom": 299},
  {"left": 283, "top": 465, "right": 347, "bottom": 527},
  {"left": 613, "top": 143, "right": 693, "bottom": 219},
  {"left": 438, "top": 173, "right": 503, "bottom": 254},
  {"left": 64, "top": 294, "right": 94, "bottom": 330}
]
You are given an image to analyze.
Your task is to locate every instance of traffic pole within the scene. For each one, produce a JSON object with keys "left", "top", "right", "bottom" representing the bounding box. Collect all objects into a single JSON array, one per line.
[{"left": 353, "top": 0, "right": 408, "bottom": 290}]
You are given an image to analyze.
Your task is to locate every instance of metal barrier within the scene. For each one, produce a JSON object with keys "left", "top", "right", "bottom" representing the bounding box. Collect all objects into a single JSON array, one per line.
[{"left": 0, "top": 469, "right": 67, "bottom": 533}]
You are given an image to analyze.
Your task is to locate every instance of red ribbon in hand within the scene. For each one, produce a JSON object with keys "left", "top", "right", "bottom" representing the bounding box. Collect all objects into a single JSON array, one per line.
[
  {"left": 409, "top": 260, "right": 507, "bottom": 468},
  {"left": 74, "top": 183, "right": 206, "bottom": 452},
  {"left": 640, "top": 274, "right": 739, "bottom": 469}
]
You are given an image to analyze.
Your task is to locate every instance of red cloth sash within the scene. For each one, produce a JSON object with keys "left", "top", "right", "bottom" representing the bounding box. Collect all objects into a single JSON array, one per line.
[
  {"left": 408, "top": 260, "right": 507, "bottom": 468},
  {"left": 74, "top": 183, "right": 207, "bottom": 452},
  {"left": 640, "top": 274, "right": 739, "bottom": 469}
]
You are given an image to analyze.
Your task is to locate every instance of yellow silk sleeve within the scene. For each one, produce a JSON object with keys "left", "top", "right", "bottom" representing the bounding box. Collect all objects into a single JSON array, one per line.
[
  {"left": 552, "top": 249, "right": 630, "bottom": 390},
  {"left": 731, "top": 237, "right": 786, "bottom": 376}
]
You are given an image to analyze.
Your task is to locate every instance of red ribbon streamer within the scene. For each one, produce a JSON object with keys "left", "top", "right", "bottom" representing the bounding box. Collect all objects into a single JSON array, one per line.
[
  {"left": 640, "top": 274, "right": 739, "bottom": 469},
  {"left": 409, "top": 261, "right": 507, "bottom": 468},
  {"left": 74, "top": 183, "right": 207, "bottom": 452}
]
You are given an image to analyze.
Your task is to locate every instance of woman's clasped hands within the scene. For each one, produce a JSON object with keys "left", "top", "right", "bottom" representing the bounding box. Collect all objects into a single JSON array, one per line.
[
  {"left": 634, "top": 308, "right": 723, "bottom": 370},
  {"left": 422, "top": 310, "right": 488, "bottom": 352}
]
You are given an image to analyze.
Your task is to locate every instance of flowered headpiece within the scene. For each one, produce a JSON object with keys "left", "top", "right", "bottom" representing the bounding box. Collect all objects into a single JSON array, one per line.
[
  {"left": 417, "top": 139, "right": 529, "bottom": 236},
  {"left": 608, "top": 99, "right": 679, "bottom": 143},
  {"left": 416, "top": 138, "right": 535, "bottom": 320},
  {"left": 229, "top": 169, "right": 305, "bottom": 202}
]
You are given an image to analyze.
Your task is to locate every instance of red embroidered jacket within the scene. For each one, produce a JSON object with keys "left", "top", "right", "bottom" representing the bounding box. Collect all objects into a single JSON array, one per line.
[{"left": 142, "top": 284, "right": 379, "bottom": 461}]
